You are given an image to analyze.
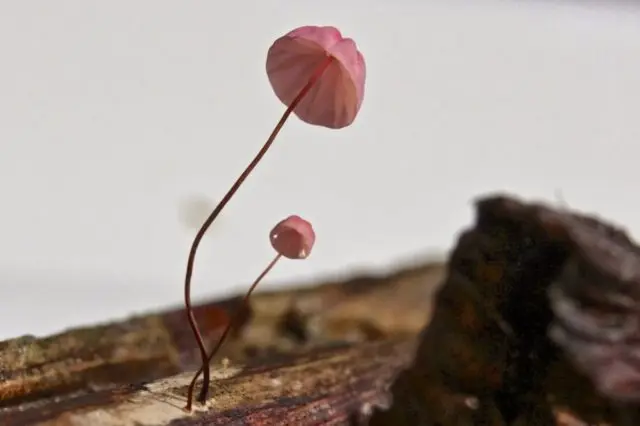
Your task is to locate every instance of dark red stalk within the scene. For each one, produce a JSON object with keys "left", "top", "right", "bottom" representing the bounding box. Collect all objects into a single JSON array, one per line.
[
  {"left": 183, "top": 55, "right": 334, "bottom": 411},
  {"left": 185, "top": 253, "right": 282, "bottom": 405}
]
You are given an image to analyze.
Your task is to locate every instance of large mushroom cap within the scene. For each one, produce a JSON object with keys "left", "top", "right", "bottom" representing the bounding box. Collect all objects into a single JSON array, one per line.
[{"left": 266, "top": 26, "right": 366, "bottom": 129}]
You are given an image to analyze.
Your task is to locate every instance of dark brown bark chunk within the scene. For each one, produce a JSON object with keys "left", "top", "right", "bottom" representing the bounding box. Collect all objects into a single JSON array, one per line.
[{"left": 372, "top": 194, "right": 640, "bottom": 425}]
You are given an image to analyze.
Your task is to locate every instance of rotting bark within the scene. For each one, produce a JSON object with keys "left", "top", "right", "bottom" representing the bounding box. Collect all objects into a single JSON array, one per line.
[
  {"left": 7, "top": 193, "right": 640, "bottom": 425},
  {"left": 1, "top": 338, "right": 416, "bottom": 426},
  {"left": 371, "top": 194, "right": 640, "bottom": 426},
  {"left": 0, "top": 259, "right": 444, "bottom": 423}
]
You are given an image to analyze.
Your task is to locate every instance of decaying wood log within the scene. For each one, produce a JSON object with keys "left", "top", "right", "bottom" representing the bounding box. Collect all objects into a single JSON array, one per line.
[
  {"left": 1, "top": 338, "right": 416, "bottom": 426},
  {"left": 0, "top": 259, "right": 445, "bottom": 424},
  {"left": 6, "top": 192, "right": 640, "bottom": 425},
  {"left": 371, "top": 194, "right": 640, "bottom": 425}
]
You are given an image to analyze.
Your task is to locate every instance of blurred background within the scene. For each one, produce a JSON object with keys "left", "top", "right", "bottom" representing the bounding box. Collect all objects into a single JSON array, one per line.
[{"left": 0, "top": 1, "right": 639, "bottom": 339}]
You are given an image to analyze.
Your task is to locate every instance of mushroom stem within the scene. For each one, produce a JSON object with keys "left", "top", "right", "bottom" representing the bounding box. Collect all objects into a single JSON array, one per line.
[
  {"left": 183, "top": 55, "right": 333, "bottom": 411},
  {"left": 185, "top": 253, "right": 282, "bottom": 405}
]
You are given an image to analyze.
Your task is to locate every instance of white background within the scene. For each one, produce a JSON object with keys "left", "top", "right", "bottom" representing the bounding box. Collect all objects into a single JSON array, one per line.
[{"left": 1, "top": 1, "right": 639, "bottom": 339}]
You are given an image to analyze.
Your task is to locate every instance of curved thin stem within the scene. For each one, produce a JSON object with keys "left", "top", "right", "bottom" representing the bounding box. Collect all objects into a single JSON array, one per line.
[
  {"left": 185, "top": 253, "right": 282, "bottom": 404},
  {"left": 183, "top": 55, "right": 334, "bottom": 411}
]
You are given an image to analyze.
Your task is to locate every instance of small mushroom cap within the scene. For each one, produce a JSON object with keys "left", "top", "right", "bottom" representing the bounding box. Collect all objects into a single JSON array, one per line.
[
  {"left": 266, "top": 25, "right": 366, "bottom": 129},
  {"left": 270, "top": 215, "right": 316, "bottom": 259}
]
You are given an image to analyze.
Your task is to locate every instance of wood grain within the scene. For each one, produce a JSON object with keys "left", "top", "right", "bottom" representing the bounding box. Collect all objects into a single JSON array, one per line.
[
  {"left": 0, "top": 259, "right": 445, "bottom": 425},
  {"left": 2, "top": 339, "right": 415, "bottom": 426}
]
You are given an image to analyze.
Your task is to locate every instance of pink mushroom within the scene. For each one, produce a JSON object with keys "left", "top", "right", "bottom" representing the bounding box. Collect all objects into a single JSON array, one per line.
[
  {"left": 267, "top": 26, "right": 366, "bottom": 129},
  {"left": 182, "top": 25, "right": 365, "bottom": 410},
  {"left": 270, "top": 215, "right": 316, "bottom": 259},
  {"left": 185, "top": 216, "right": 316, "bottom": 407}
]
